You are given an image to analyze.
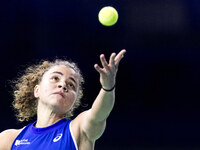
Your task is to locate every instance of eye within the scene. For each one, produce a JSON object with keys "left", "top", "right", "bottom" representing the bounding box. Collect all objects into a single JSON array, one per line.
[
  {"left": 51, "top": 76, "right": 60, "bottom": 82},
  {"left": 67, "top": 82, "right": 76, "bottom": 90}
]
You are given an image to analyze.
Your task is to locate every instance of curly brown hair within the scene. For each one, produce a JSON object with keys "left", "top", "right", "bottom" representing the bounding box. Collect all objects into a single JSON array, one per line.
[{"left": 12, "top": 59, "right": 84, "bottom": 122}]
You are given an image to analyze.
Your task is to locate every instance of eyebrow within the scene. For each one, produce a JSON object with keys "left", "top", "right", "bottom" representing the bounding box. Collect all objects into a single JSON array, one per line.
[
  {"left": 51, "top": 71, "right": 63, "bottom": 76},
  {"left": 51, "top": 71, "right": 77, "bottom": 85}
]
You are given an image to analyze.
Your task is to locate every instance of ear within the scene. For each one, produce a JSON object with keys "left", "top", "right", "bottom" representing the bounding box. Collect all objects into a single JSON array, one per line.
[{"left": 34, "top": 85, "right": 40, "bottom": 98}]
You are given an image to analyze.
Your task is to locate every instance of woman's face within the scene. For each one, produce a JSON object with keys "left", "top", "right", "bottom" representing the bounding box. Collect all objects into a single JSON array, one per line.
[{"left": 34, "top": 65, "right": 79, "bottom": 114}]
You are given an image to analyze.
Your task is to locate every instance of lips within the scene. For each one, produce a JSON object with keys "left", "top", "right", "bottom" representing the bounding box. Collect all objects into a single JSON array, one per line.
[{"left": 54, "top": 91, "right": 65, "bottom": 98}]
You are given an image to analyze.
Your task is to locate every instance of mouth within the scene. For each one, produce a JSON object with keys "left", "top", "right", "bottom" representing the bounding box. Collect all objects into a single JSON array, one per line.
[{"left": 54, "top": 92, "right": 65, "bottom": 98}]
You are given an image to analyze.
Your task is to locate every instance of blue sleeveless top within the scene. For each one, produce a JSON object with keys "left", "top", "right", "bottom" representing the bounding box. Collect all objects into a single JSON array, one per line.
[{"left": 11, "top": 118, "right": 78, "bottom": 150}]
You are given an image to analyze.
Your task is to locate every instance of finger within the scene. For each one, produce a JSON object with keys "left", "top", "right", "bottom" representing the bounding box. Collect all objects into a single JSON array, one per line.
[
  {"left": 100, "top": 54, "right": 109, "bottom": 69},
  {"left": 109, "top": 53, "right": 116, "bottom": 68},
  {"left": 115, "top": 49, "right": 126, "bottom": 67},
  {"left": 115, "top": 49, "right": 126, "bottom": 63},
  {"left": 94, "top": 64, "right": 103, "bottom": 73}
]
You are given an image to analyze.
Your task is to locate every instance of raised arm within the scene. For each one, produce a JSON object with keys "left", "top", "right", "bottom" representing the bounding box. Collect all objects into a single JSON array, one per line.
[
  {"left": 74, "top": 49, "right": 126, "bottom": 143},
  {"left": 90, "top": 49, "right": 126, "bottom": 122}
]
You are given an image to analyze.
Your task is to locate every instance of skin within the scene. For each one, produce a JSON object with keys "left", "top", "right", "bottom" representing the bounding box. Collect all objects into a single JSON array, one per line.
[{"left": 0, "top": 49, "right": 126, "bottom": 150}]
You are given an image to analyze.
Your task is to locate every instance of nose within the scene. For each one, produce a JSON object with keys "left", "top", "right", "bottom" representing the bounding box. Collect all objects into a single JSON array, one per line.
[{"left": 58, "top": 82, "right": 67, "bottom": 91}]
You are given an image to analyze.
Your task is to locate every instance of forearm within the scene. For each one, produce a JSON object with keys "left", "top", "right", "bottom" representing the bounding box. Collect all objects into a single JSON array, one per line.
[
  {"left": 78, "top": 50, "right": 125, "bottom": 141},
  {"left": 89, "top": 50, "right": 125, "bottom": 122},
  {"left": 89, "top": 88, "right": 115, "bottom": 122}
]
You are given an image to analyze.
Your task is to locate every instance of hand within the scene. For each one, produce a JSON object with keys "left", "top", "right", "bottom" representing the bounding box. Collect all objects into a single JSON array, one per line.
[{"left": 94, "top": 49, "right": 126, "bottom": 90}]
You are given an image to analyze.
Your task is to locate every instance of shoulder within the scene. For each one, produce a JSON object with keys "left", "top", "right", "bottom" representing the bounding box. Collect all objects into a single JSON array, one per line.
[
  {"left": 0, "top": 128, "right": 23, "bottom": 150},
  {"left": 71, "top": 111, "right": 94, "bottom": 149},
  {"left": 70, "top": 110, "right": 106, "bottom": 149}
]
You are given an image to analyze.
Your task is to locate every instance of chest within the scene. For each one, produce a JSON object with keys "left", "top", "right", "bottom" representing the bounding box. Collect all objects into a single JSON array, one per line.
[{"left": 11, "top": 122, "right": 77, "bottom": 150}]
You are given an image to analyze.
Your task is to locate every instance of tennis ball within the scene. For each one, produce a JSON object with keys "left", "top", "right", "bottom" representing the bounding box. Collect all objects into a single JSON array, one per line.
[{"left": 98, "top": 6, "right": 118, "bottom": 26}]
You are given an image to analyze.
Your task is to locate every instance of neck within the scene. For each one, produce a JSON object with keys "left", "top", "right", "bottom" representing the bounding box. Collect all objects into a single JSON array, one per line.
[{"left": 36, "top": 101, "right": 66, "bottom": 128}]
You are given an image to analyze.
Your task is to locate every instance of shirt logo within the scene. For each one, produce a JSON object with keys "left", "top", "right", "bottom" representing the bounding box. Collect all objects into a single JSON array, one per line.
[
  {"left": 15, "top": 139, "right": 31, "bottom": 146},
  {"left": 53, "top": 133, "right": 63, "bottom": 142}
]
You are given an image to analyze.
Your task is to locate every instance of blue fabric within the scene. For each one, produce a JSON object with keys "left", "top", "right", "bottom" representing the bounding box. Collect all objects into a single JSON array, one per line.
[{"left": 11, "top": 118, "right": 77, "bottom": 150}]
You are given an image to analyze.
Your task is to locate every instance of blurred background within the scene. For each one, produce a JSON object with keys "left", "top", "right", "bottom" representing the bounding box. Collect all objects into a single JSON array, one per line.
[{"left": 1, "top": 0, "right": 200, "bottom": 149}]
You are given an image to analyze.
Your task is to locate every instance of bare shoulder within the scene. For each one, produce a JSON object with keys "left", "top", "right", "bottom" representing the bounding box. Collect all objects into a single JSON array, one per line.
[
  {"left": 71, "top": 111, "right": 95, "bottom": 150},
  {"left": 0, "top": 128, "right": 23, "bottom": 150},
  {"left": 71, "top": 110, "right": 106, "bottom": 150},
  {"left": 71, "top": 111, "right": 88, "bottom": 141}
]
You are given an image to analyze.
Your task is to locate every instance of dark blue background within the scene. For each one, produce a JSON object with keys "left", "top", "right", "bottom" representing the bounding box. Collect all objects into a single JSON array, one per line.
[{"left": 1, "top": 0, "right": 200, "bottom": 149}]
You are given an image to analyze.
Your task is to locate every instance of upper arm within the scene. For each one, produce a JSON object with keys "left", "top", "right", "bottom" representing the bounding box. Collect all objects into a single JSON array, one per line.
[{"left": 0, "top": 129, "right": 21, "bottom": 150}]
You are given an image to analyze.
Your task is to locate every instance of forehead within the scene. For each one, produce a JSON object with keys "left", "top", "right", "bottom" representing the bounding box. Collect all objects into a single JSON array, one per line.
[{"left": 45, "top": 65, "right": 79, "bottom": 79}]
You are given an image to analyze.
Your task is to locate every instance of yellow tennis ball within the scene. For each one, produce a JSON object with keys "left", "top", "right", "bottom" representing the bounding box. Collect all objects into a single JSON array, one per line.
[{"left": 98, "top": 6, "right": 118, "bottom": 26}]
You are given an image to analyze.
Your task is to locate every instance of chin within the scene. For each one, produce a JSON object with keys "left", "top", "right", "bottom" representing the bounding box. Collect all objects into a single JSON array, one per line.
[{"left": 50, "top": 100, "right": 70, "bottom": 113}]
